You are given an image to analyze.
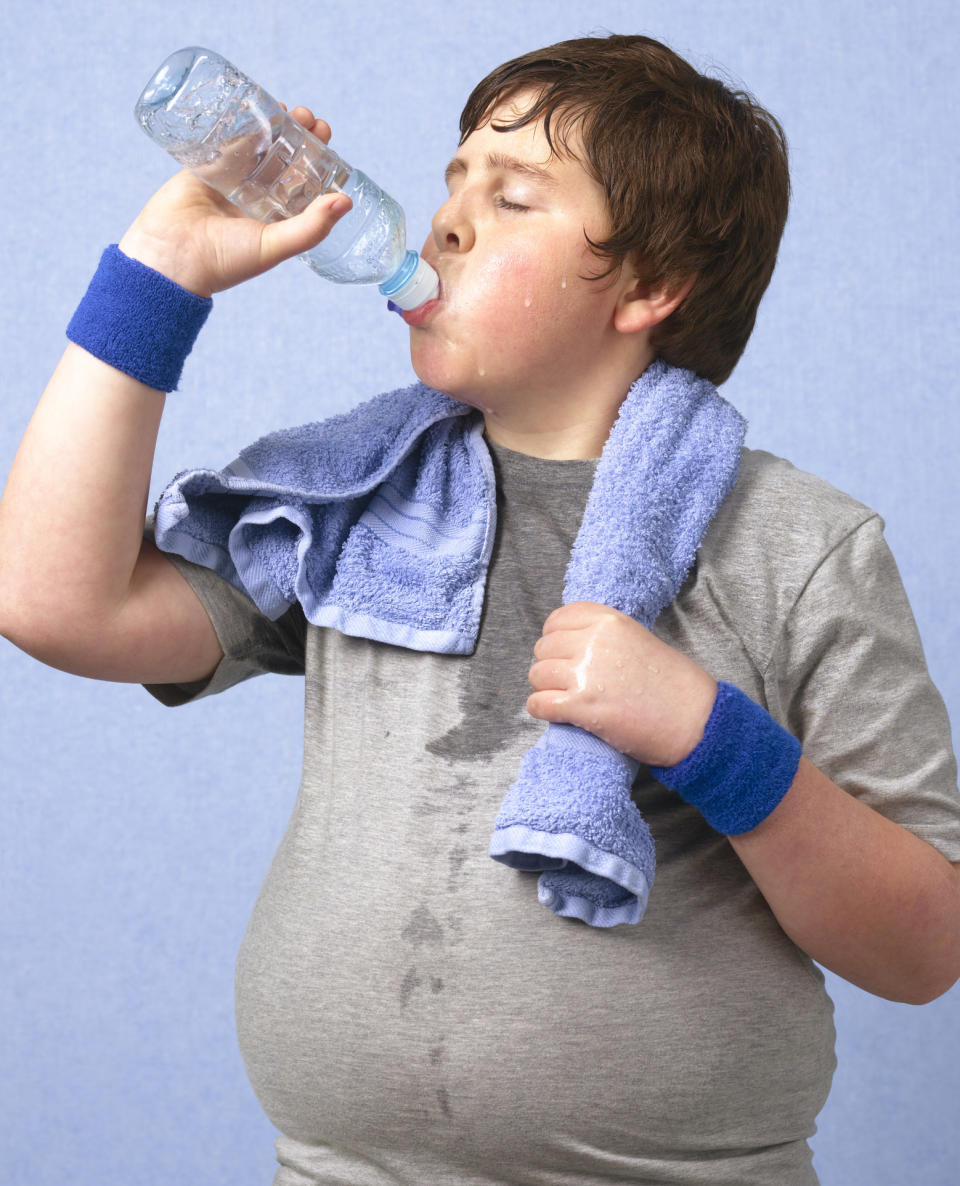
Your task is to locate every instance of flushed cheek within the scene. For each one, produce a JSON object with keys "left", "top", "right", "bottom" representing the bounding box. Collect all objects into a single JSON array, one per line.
[
  {"left": 409, "top": 243, "right": 597, "bottom": 391},
  {"left": 456, "top": 253, "right": 599, "bottom": 371},
  {"left": 453, "top": 248, "right": 546, "bottom": 330}
]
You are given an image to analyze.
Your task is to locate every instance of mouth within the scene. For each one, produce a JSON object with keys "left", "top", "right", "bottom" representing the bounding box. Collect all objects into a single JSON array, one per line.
[{"left": 400, "top": 274, "right": 444, "bottom": 328}]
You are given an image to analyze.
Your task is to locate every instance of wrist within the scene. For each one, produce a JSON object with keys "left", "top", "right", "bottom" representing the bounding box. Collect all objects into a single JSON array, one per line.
[
  {"left": 116, "top": 229, "right": 213, "bottom": 300},
  {"left": 649, "top": 682, "right": 802, "bottom": 835},
  {"left": 66, "top": 245, "right": 212, "bottom": 392},
  {"left": 655, "top": 672, "right": 718, "bottom": 767}
]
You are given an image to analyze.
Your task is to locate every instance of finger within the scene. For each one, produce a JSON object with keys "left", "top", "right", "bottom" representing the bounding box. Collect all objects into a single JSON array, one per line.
[
  {"left": 527, "top": 658, "right": 572, "bottom": 693},
  {"left": 311, "top": 117, "right": 333, "bottom": 144},
  {"left": 532, "top": 630, "right": 578, "bottom": 661},
  {"left": 526, "top": 689, "right": 574, "bottom": 723},
  {"left": 541, "top": 601, "right": 612, "bottom": 634},
  {"left": 258, "top": 191, "right": 352, "bottom": 269},
  {"left": 286, "top": 106, "right": 332, "bottom": 144}
]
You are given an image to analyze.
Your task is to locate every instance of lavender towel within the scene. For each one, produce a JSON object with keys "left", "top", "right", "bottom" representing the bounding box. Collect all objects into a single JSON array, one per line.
[
  {"left": 490, "top": 360, "right": 745, "bottom": 925},
  {"left": 154, "top": 360, "right": 745, "bottom": 927},
  {"left": 154, "top": 383, "right": 496, "bottom": 654}
]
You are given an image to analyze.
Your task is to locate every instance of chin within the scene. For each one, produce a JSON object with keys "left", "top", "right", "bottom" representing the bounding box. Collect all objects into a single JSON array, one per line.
[
  {"left": 410, "top": 345, "right": 461, "bottom": 398},
  {"left": 410, "top": 359, "right": 494, "bottom": 415},
  {"left": 411, "top": 336, "right": 518, "bottom": 404}
]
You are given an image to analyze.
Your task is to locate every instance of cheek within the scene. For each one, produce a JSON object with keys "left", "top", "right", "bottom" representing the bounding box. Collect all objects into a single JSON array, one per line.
[
  {"left": 454, "top": 249, "right": 588, "bottom": 367},
  {"left": 458, "top": 249, "right": 544, "bottom": 327},
  {"left": 410, "top": 240, "right": 600, "bottom": 389}
]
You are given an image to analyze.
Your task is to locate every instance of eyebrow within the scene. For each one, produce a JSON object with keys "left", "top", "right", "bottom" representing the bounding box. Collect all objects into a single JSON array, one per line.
[{"left": 443, "top": 151, "right": 561, "bottom": 189}]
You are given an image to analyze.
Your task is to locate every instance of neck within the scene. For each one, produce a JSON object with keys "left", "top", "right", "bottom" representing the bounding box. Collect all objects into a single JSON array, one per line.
[
  {"left": 482, "top": 412, "right": 613, "bottom": 460},
  {"left": 480, "top": 347, "right": 656, "bottom": 460}
]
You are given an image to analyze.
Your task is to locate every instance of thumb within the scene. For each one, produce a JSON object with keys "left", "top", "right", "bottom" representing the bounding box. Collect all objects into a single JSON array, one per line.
[{"left": 258, "top": 192, "right": 352, "bottom": 269}]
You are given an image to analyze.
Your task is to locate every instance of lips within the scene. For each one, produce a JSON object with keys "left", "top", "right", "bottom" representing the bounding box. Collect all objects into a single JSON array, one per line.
[
  {"left": 401, "top": 298, "right": 441, "bottom": 327},
  {"left": 400, "top": 271, "right": 444, "bottom": 327}
]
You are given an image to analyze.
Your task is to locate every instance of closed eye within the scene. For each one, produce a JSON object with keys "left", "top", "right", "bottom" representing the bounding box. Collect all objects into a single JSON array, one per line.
[{"left": 494, "top": 195, "right": 529, "bottom": 213}]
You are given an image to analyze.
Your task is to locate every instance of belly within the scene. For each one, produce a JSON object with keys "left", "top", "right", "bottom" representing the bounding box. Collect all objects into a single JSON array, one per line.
[{"left": 234, "top": 780, "right": 836, "bottom": 1181}]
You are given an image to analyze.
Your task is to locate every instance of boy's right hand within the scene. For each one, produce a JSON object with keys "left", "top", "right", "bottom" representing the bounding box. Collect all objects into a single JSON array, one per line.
[{"left": 117, "top": 107, "right": 352, "bottom": 298}]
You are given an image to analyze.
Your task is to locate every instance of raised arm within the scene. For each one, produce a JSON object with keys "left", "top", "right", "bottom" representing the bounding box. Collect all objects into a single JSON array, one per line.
[{"left": 0, "top": 111, "right": 349, "bottom": 686}]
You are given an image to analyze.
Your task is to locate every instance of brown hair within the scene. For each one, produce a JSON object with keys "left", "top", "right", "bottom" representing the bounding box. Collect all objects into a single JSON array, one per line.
[{"left": 459, "top": 34, "right": 790, "bottom": 385}]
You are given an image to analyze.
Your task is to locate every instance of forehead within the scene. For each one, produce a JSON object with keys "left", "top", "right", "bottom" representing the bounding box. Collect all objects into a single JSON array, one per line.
[
  {"left": 452, "top": 92, "right": 602, "bottom": 205},
  {"left": 464, "top": 88, "right": 587, "bottom": 165}
]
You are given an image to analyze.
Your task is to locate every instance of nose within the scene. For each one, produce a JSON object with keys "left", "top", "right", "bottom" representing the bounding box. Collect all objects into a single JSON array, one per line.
[{"left": 431, "top": 191, "right": 475, "bottom": 254}]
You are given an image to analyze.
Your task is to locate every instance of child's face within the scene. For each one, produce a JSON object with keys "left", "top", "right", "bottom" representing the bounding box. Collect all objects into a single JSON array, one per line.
[{"left": 406, "top": 94, "right": 635, "bottom": 423}]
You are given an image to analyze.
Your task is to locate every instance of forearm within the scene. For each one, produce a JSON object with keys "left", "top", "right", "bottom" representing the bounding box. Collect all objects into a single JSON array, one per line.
[
  {"left": 1, "top": 144, "right": 353, "bottom": 681},
  {"left": 729, "top": 755, "right": 960, "bottom": 1004},
  {"left": 526, "top": 606, "right": 960, "bottom": 1000},
  {"left": 0, "top": 343, "right": 166, "bottom": 646}
]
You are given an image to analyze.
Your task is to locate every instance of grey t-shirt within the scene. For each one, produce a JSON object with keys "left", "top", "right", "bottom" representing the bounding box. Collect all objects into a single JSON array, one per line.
[{"left": 150, "top": 442, "right": 960, "bottom": 1186}]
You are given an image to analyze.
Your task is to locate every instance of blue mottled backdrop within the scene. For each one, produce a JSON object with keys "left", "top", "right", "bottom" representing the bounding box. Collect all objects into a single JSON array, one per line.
[{"left": 1, "top": 1, "right": 957, "bottom": 1183}]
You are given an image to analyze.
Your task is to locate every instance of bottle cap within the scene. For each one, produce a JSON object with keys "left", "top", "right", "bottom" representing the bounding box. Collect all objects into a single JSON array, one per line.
[{"left": 379, "top": 251, "right": 440, "bottom": 310}]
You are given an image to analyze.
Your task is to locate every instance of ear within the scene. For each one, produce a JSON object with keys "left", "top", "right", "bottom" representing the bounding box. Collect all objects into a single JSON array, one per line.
[{"left": 613, "top": 271, "right": 696, "bottom": 336}]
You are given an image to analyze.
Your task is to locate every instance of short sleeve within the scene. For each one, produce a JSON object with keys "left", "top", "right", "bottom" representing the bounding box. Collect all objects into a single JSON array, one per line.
[
  {"left": 766, "top": 514, "right": 960, "bottom": 860},
  {"left": 144, "top": 540, "right": 307, "bottom": 708}
]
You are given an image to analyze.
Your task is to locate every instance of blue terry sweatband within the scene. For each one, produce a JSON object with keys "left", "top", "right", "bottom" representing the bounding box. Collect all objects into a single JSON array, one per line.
[
  {"left": 66, "top": 244, "right": 212, "bottom": 392},
  {"left": 649, "top": 682, "right": 802, "bottom": 835}
]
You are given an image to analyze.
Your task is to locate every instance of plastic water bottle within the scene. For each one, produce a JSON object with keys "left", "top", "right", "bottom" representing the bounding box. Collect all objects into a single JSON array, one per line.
[{"left": 134, "top": 47, "right": 439, "bottom": 309}]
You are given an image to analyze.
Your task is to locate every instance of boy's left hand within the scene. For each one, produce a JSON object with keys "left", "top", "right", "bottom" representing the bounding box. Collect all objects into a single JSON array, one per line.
[{"left": 527, "top": 602, "right": 717, "bottom": 768}]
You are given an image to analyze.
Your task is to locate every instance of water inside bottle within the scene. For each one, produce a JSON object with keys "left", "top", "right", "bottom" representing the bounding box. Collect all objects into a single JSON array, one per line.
[
  {"left": 137, "top": 48, "right": 412, "bottom": 290},
  {"left": 137, "top": 58, "right": 257, "bottom": 168},
  {"left": 300, "top": 169, "right": 407, "bottom": 285},
  {"left": 220, "top": 116, "right": 349, "bottom": 221}
]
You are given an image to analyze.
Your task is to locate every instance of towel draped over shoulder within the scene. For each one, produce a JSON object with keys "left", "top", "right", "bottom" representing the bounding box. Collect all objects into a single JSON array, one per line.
[{"left": 155, "top": 359, "right": 746, "bottom": 926}]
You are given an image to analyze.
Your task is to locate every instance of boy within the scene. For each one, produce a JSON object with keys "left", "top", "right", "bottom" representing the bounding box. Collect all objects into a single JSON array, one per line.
[{"left": 2, "top": 32, "right": 960, "bottom": 1186}]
